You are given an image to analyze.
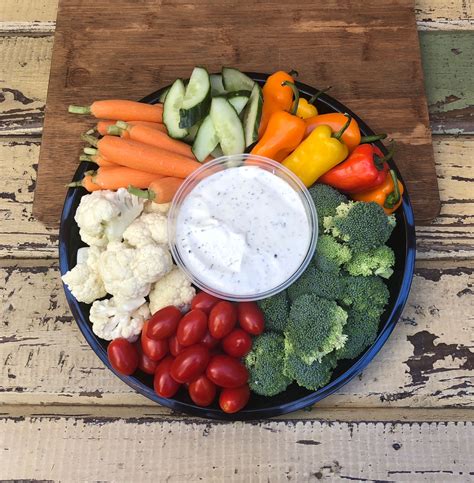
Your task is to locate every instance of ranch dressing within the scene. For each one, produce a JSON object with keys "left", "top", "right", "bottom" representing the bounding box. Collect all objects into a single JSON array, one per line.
[{"left": 175, "top": 165, "right": 311, "bottom": 297}]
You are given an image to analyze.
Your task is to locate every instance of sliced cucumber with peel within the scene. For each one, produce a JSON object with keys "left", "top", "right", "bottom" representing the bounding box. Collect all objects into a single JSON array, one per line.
[
  {"left": 192, "top": 95, "right": 248, "bottom": 161},
  {"left": 210, "top": 97, "right": 245, "bottom": 156},
  {"left": 158, "top": 87, "right": 169, "bottom": 103},
  {"left": 210, "top": 74, "right": 227, "bottom": 96},
  {"left": 163, "top": 79, "right": 188, "bottom": 139},
  {"left": 192, "top": 116, "right": 219, "bottom": 162},
  {"left": 179, "top": 67, "right": 211, "bottom": 128},
  {"left": 227, "top": 95, "right": 249, "bottom": 115},
  {"left": 222, "top": 67, "right": 255, "bottom": 92},
  {"left": 242, "top": 83, "right": 263, "bottom": 147}
]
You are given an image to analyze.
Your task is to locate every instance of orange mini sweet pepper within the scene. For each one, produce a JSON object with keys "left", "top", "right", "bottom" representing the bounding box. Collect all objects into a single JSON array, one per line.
[
  {"left": 352, "top": 169, "right": 404, "bottom": 214},
  {"left": 258, "top": 71, "right": 295, "bottom": 137},
  {"left": 304, "top": 113, "right": 386, "bottom": 152},
  {"left": 251, "top": 82, "right": 306, "bottom": 162}
]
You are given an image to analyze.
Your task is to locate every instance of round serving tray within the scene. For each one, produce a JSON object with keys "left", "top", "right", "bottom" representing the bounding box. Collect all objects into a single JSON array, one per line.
[{"left": 59, "top": 73, "right": 416, "bottom": 420}]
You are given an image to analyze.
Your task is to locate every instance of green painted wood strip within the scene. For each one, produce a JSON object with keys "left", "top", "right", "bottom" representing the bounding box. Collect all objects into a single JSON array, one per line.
[{"left": 420, "top": 31, "right": 474, "bottom": 134}]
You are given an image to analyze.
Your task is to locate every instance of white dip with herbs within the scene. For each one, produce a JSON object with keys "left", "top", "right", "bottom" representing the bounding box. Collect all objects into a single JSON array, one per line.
[{"left": 175, "top": 166, "right": 311, "bottom": 297}]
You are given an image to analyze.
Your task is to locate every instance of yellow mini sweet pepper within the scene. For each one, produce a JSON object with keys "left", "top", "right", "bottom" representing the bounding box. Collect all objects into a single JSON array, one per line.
[
  {"left": 282, "top": 115, "right": 351, "bottom": 187},
  {"left": 293, "top": 87, "right": 331, "bottom": 120}
]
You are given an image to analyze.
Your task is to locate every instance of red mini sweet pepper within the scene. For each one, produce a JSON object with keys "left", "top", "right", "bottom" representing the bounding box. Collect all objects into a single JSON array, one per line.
[{"left": 318, "top": 142, "right": 394, "bottom": 193}]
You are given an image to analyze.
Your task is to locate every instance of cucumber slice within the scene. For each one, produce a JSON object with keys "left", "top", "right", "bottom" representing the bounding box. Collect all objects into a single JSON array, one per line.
[
  {"left": 210, "top": 74, "right": 227, "bottom": 96},
  {"left": 228, "top": 95, "right": 249, "bottom": 114},
  {"left": 192, "top": 116, "right": 219, "bottom": 162},
  {"left": 242, "top": 83, "right": 263, "bottom": 147},
  {"left": 183, "top": 122, "right": 201, "bottom": 144},
  {"left": 158, "top": 87, "right": 169, "bottom": 103},
  {"left": 163, "top": 79, "right": 188, "bottom": 139},
  {"left": 179, "top": 67, "right": 211, "bottom": 128},
  {"left": 222, "top": 67, "right": 255, "bottom": 92},
  {"left": 192, "top": 96, "right": 248, "bottom": 162},
  {"left": 210, "top": 97, "right": 245, "bottom": 156}
]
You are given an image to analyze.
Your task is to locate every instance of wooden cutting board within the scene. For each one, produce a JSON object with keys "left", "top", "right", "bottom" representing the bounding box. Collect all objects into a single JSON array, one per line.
[{"left": 33, "top": 0, "right": 439, "bottom": 225}]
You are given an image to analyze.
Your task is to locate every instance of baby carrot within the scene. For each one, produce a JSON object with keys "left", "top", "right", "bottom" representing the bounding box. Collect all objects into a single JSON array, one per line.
[
  {"left": 81, "top": 148, "right": 115, "bottom": 167},
  {"left": 114, "top": 121, "right": 195, "bottom": 159},
  {"left": 92, "top": 166, "right": 162, "bottom": 190},
  {"left": 128, "top": 177, "right": 183, "bottom": 204},
  {"left": 67, "top": 172, "right": 101, "bottom": 192},
  {"left": 90, "top": 135, "right": 201, "bottom": 178},
  {"left": 69, "top": 100, "right": 163, "bottom": 123},
  {"left": 97, "top": 120, "right": 116, "bottom": 136},
  {"left": 108, "top": 121, "right": 167, "bottom": 139}
]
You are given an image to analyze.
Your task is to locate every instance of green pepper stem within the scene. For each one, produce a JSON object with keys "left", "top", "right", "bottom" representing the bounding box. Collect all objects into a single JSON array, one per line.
[
  {"left": 384, "top": 170, "right": 401, "bottom": 209},
  {"left": 68, "top": 105, "right": 91, "bottom": 115},
  {"left": 107, "top": 125, "right": 123, "bottom": 136},
  {"left": 360, "top": 133, "right": 387, "bottom": 144},
  {"left": 282, "top": 81, "right": 300, "bottom": 116},
  {"left": 81, "top": 134, "right": 98, "bottom": 147},
  {"left": 333, "top": 114, "right": 352, "bottom": 140},
  {"left": 127, "top": 185, "right": 156, "bottom": 201},
  {"left": 83, "top": 147, "right": 97, "bottom": 155},
  {"left": 308, "top": 86, "right": 332, "bottom": 105},
  {"left": 288, "top": 69, "right": 299, "bottom": 78},
  {"left": 373, "top": 141, "right": 395, "bottom": 170}
]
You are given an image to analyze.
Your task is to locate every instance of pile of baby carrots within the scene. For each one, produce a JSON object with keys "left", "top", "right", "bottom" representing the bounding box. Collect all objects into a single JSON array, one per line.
[{"left": 68, "top": 99, "right": 203, "bottom": 204}]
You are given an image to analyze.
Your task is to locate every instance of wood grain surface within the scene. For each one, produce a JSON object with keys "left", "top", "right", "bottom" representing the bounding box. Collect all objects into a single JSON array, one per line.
[
  {"left": 32, "top": 0, "right": 439, "bottom": 225},
  {"left": 1, "top": 417, "right": 472, "bottom": 481},
  {"left": 1, "top": 1, "right": 474, "bottom": 479}
]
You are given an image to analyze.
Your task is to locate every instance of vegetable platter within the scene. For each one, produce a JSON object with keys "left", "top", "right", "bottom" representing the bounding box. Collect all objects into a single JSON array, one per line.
[{"left": 60, "top": 68, "right": 415, "bottom": 420}]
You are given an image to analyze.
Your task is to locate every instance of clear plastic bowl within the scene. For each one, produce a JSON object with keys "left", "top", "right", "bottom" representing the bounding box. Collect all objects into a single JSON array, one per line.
[{"left": 168, "top": 154, "right": 318, "bottom": 301}]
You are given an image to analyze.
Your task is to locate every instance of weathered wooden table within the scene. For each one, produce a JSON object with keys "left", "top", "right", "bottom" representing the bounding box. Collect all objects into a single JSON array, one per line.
[{"left": 1, "top": 1, "right": 473, "bottom": 480}]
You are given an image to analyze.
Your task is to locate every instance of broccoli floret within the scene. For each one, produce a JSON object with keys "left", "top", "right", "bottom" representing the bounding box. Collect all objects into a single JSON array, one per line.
[
  {"left": 288, "top": 265, "right": 345, "bottom": 302},
  {"left": 324, "top": 201, "right": 396, "bottom": 252},
  {"left": 245, "top": 332, "right": 292, "bottom": 396},
  {"left": 284, "top": 345, "right": 338, "bottom": 390},
  {"left": 257, "top": 291, "right": 289, "bottom": 333},
  {"left": 309, "top": 184, "right": 348, "bottom": 229},
  {"left": 344, "top": 245, "right": 395, "bottom": 279},
  {"left": 285, "top": 294, "right": 348, "bottom": 364},
  {"left": 340, "top": 275, "right": 389, "bottom": 319},
  {"left": 336, "top": 309, "right": 380, "bottom": 360},
  {"left": 313, "top": 234, "right": 352, "bottom": 273}
]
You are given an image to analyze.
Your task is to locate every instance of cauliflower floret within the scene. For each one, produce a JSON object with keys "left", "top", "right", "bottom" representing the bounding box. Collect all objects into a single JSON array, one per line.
[
  {"left": 99, "top": 241, "right": 172, "bottom": 301},
  {"left": 62, "top": 246, "right": 106, "bottom": 304},
  {"left": 89, "top": 296, "right": 150, "bottom": 341},
  {"left": 75, "top": 188, "right": 144, "bottom": 247},
  {"left": 149, "top": 266, "right": 196, "bottom": 314},
  {"left": 123, "top": 212, "right": 168, "bottom": 248},
  {"left": 144, "top": 201, "right": 171, "bottom": 214}
]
